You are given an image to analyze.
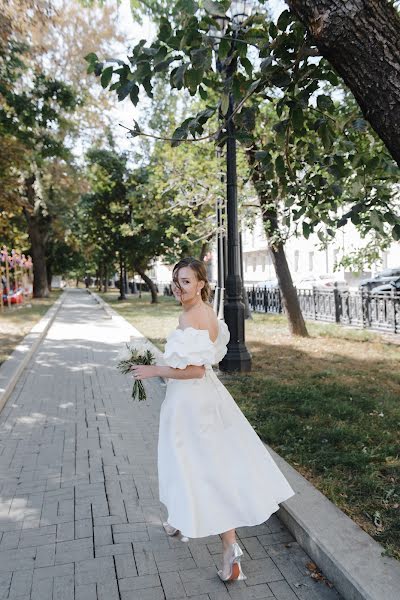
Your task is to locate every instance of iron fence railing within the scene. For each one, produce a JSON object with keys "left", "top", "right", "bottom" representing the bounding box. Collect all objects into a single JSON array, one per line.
[
  {"left": 159, "top": 281, "right": 400, "bottom": 334},
  {"left": 245, "top": 285, "right": 400, "bottom": 334}
]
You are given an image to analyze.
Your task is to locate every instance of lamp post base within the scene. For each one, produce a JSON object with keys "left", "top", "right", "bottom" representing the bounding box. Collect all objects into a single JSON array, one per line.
[{"left": 219, "top": 297, "right": 252, "bottom": 372}]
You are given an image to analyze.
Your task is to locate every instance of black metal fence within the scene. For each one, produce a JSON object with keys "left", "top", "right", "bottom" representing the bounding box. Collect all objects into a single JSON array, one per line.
[{"left": 246, "top": 285, "right": 400, "bottom": 334}]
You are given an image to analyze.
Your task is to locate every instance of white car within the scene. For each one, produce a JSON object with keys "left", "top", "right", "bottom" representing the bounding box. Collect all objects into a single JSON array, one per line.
[{"left": 293, "top": 274, "right": 348, "bottom": 290}]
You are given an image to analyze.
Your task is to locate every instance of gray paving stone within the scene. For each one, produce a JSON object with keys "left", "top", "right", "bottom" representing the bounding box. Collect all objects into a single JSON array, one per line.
[
  {"left": 0, "top": 572, "right": 12, "bottom": 600},
  {"left": 55, "top": 537, "right": 93, "bottom": 564},
  {"left": 94, "top": 525, "right": 113, "bottom": 546},
  {"left": 268, "top": 580, "right": 298, "bottom": 600},
  {"left": 97, "top": 578, "right": 120, "bottom": 600},
  {"left": 120, "top": 588, "right": 165, "bottom": 600},
  {"left": 0, "top": 530, "right": 20, "bottom": 549},
  {"left": 35, "top": 543, "right": 56, "bottom": 567},
  {"left": 115, "top": 552, "right": 138, "bottom": 579},
  {"left": 75, "top": 556, "right": 116, "bottom": 585},
  {"left": 31, "top": 576, "right": 53, "bottom": 600},
  {"left": 241, "top": 537, "right": 268, "bottom": 559},
  {"left": 75, "top": 583, "right": 97, "bottom": 600},
  {"left": 52, "top": 574, "right": 74, "bottom": 600},
  {"left": 228, "top": 583, "right": 275, "bottom": 598},
  {"left": 242, "top": 557, "right": 284, "bottom": 586},
  {"left": 32, "top": 563, "right": 74, "bottom": 582},
  {"left": 8, "top": 568, "right": 33, "bottom": 598},
  {"left": 75, "top": 518, "right": 93, "bottom": 539},
  {"left": 119, "top": 573, "right": 161, "bottom": 591},
  {"left": 96, "top": 542, "right": 133, "bottom": 557},
  {"left": 56, "top": 522, "right": 75, "bottom": 542},
  {"left": 159, "top": 571, "right": 186, "bottom": 599},
  {"left": 0, "top": 548, "right": 36, "bottom": 573},
  {"left": 157, "top": 557, "right": 198, "bottom": 573}
]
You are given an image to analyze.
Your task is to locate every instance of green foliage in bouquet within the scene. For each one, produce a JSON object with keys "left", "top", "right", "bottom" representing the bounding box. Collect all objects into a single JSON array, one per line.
[{"left": 117, "top": 345, "right": 155, "bottom": 401}]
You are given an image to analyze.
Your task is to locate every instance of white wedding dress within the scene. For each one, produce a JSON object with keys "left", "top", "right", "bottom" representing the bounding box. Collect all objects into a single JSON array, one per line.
[{"left": 158, "top": 319, "right": 295, "bottom": 539}]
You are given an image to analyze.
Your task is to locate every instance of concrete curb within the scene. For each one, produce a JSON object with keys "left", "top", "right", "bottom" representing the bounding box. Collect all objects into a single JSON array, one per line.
[
  {"left": 0, "top": 291, "right": 66, "bottom": 415},
  {"left": 92, "top": 291, "right": 400, "bottom": 600}
]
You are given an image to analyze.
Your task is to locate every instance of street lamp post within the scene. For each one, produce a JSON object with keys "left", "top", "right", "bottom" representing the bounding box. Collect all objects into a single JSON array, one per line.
[{"left": 213, "top": 1, "right": 252, "bottom": 372}]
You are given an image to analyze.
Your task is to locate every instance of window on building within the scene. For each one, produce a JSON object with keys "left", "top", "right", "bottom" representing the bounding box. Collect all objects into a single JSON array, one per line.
[
  {"left": 333, "top": 249, "right": 339, "bottom": 268},
  {"left": 294, "top": 250, "right": 300, "bottom": 272},
  {"left": 308, "top": 251, "right": 314, "bottom": 272}
]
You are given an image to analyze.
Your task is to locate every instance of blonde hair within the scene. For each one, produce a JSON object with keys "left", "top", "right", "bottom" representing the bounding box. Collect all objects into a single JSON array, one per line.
[{"left": 172, "top": 257, "right": 211, "bottom": 302}]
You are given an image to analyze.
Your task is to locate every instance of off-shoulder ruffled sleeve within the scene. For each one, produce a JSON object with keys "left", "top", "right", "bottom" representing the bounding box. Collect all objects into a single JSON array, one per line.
[
  {"left": 163, "top": 328, "right": 215, "bottom": 369},
  {"left": 163, "top": 320, "right": 231, "bottom": 369},
  {"left": 213, "top": 320, "right": 230, "bottom": 363}
]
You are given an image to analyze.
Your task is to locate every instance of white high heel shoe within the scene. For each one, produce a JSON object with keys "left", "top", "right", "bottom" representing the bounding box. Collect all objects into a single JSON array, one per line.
[
  {"left": 217, "top": 542, "right": 247, "bottom": 581},
  {"left": 162, "top": 522, "right": 189, "bottom": 542}
]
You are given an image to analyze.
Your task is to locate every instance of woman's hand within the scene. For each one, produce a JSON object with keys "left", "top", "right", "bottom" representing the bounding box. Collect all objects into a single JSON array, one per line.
[{"left": 130, "top": 364, "right": 160, "bottom": 381}]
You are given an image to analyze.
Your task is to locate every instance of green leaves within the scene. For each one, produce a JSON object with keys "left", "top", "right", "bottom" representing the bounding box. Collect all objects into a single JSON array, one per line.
[
  {"left": 316, "top": 94, "right": 334, "bottom": 112},
  {"left": 240, "top": 56, "right": 253, "bottom": 77},
  {"left": 202, "top": 0, "right": 227, "bottom": 17},
  {"left": 100, "top": 66, "right": 113, "bottom": 88},
  {"left": 220, "top": 93, "right": 229, "bottom": 116}
]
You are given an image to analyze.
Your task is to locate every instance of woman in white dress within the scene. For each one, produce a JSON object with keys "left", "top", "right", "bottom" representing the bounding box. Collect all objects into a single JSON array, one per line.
[{"left": 131, "top": 257, "right": 295, "bottom": 582}]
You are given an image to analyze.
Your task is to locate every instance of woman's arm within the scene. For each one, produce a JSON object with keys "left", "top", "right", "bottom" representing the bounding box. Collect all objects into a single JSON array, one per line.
[{"left": 130, "top": 364, "right": 205, "bottom": 381}]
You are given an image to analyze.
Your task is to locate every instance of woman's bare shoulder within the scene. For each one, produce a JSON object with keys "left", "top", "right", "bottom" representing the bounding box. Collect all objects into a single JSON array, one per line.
[{"left": 181, "top": 304, "right": 218, "bottom": 339}]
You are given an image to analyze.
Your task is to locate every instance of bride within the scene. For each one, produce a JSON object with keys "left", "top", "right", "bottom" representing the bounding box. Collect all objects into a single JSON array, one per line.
[{"left": 130, "top": 256, "right": 295, "bottom": 582}]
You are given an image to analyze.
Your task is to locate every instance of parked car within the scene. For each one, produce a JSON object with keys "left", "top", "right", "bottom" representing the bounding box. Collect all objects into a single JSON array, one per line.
[
  {"left": 370, "top": 276, "right": 400, "bottom": 294},
  {"left": 253, "top": 279, "right": 279, "bottom": 289},
  {"left": 293, "top": 273, "right": 348, "bottom": 290},
  {"left": 360, "top": 267, "right": 400, "bottom": 291}
]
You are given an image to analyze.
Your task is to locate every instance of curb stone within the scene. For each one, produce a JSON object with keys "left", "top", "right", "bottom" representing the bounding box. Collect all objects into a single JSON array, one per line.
[
  {"left": 0, "top": 290, "right": 66, "bottom": 414},
  {"left": 92, "top": 290, "right": 400, "bottom": 600}
]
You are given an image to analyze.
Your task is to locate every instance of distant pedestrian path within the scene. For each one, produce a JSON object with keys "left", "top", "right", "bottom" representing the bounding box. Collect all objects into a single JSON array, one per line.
[{"left": 0, "top": 289, "right": 341, "bottom": 600}]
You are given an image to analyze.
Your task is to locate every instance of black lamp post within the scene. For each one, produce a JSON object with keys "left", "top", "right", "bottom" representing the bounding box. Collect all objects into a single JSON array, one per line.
[{"left": 213, "top": 1, "right": 252, "bottom": 372}]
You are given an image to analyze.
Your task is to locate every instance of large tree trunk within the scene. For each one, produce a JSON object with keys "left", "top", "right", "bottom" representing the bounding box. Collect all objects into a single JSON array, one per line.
[
  {"left": 135, "top": 267, "right": 158, "bottom": 304},
  {"left": 246, "top": 147, "right": 308, "bottom": 336},
  {"left": 103, "top": 264, "right": 108, "bottom": 292},
  {"left": 46, "top": 261, "right": 53, "bottom": 292},
  {"left": 25, "top": 214, "right": 50, "bottom": 298},
  {"left": 270, "top": 242, "right": 308, "bottom": 336},
  {"left": 285, "top": 0, "right": 400, "bottom": 167},
  {"left": 23, "top": 175, "right": 50, "bottom": 298},
  {"left": 118, "top": 253, "right": 126, "bottom": 300}
]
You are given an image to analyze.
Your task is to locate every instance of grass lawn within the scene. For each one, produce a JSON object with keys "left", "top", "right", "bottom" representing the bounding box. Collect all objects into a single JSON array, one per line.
[
  {"left": 101, "top": 290, "right": 400, "bottom": 559},
  {"left": 0, "top": 290, "right": 62, "bottom": 366}
]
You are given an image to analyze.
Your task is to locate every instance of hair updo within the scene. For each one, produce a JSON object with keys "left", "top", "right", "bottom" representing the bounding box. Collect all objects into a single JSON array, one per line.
[{"left": 172, "top": 256, "right": 211, "bottom": 302}]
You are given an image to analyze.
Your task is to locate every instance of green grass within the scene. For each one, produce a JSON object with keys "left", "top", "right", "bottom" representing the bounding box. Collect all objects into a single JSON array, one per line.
[
  {"left": 101, "top": 290, "right": 400, "bottom": 560},
  {"left": 0, "top": 290, "right": 62, "bottom": 366}
]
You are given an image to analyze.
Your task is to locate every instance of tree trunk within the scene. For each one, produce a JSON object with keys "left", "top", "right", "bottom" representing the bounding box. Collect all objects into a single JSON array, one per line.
[
  {"left": 46, "top": 261, "right": 53, "bottom": 292},
  {"left": 270, "top": 242, "right": 308, "bottom": 336},
  {"left": 285, "top": 0, "right": 400, "bottom": 167},
  {"left": 103, "top": 264, "right": 108, "bottom": 292},
  {"left": 118, "top": 253, "right": 126, "bottom": 300},
  {"left": 23, "top": 214, "right": 49, "bottom": 299},
  {"left": 246, "top": 146, "right": 308, "bottom": 336},
  {"left": 136, "top": 267, "right": 158, "bottom": 304},
  {"left": 23, "top": 175, "right": 50, "bottom": 298},
  {"left": 97, "top": 263, "right": 102, "bottom": 292}
]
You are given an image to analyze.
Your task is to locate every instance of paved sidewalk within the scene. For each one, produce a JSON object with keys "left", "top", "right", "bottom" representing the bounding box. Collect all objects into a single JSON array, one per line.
[{"left": 0, "top": 289, "right": 342, "bottom": 600}]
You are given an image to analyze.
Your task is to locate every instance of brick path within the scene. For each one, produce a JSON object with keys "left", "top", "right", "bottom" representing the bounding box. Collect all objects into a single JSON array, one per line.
[{"left": 0, "top": 289, "right": 343, "bottom": 600}]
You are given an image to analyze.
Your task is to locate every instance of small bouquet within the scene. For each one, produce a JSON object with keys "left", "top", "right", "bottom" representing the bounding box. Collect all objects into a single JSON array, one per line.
[{"left": 117, "top": 345, "right": 155, "bottom": 401}]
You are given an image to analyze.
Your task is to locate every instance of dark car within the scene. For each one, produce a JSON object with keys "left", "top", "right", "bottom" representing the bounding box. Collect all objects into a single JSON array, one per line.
[
  {"left": 360, "top": 268, "right": 400, "bottom": 291},
  {"left": 370, "top": 276, "right": 400, "bottom": 294}
]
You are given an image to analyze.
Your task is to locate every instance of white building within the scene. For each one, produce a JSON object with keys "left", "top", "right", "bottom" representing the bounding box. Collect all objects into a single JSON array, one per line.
[{"left": 151, "top": 215, "right": 400, "bottom": 289}]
